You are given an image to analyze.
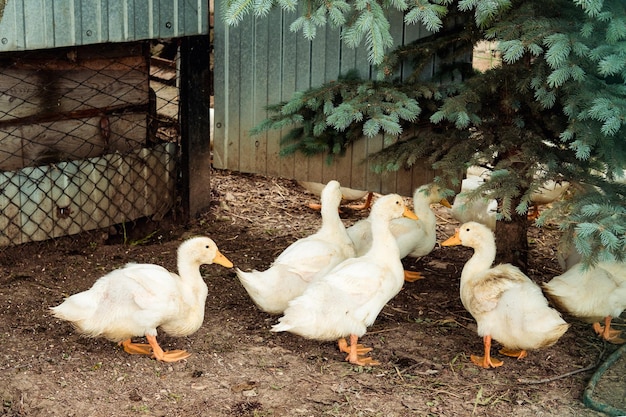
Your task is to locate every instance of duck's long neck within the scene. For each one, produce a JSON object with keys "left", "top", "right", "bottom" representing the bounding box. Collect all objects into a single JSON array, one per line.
[
  {"left": 461, "top": 239, "right": 496, "bottom": 283},
  {"left": 318, "top": 202, "right": 348, "bottom": 238},
  {"left": 176, "top": 259, "right": 208, "bottom": 297},
  {"left": 368, "top": 216, "right": 400, "bottom": 259},
  {"left": 414, "top": 197, "right": 435, "bottom": 226},
  {"left": 168, "top": 258, "right": 208, "bottom": 335}
]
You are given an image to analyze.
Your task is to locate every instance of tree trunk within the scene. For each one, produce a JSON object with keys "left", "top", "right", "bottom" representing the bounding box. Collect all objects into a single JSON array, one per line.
[{"left": 494, "top": 209, "right": 529, "bottom": 272}]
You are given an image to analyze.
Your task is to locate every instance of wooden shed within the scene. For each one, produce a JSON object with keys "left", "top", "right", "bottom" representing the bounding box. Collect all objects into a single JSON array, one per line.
[
  {"left": 212, "top": 7, "right": 460, "bottom": 197},
  {"left": 0, "top": 1, "right": 209, "bottom": 246}
]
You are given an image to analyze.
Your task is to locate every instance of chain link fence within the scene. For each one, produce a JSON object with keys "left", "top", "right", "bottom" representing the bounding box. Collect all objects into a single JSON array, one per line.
[{"left": 0, "top": 40, "right": 183, "bottom": 248}]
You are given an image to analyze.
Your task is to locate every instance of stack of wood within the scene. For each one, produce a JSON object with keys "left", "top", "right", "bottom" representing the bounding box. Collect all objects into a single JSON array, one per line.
[
  {"left": 0, "top": 42, "right": 150, "bottom": 172},
  {"left": 0, "top": 42, "right": 177, "bottom": 246}
]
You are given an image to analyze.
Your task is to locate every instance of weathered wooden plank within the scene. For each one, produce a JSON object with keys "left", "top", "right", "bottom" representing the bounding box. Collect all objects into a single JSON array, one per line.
[
  {"left": 0, "top": 113, "right": 147, "bottom": 171},
  {"left": 294, "top": 32, "right": 316, "bottom": 182},
  {"left": 211, "top": 0, "right": 227, "bottom": 170},
  {"left": 150, "top": 80, "right": 179, "bottom": 120},
  {"left": 306, "top": 28, "right": 329, "bottom": 184},
  {"left": 315, "top": 24, "right": 348, "bottom": 186},
  {"left": 412, "top": 160, "right": 437, "bottom": 189},
  {"left": 235, "top": 17, "right": 257, "bottom": 174},
  {"left": 180, "top": 35, "right": 212, "bottom": 218},
  {"left": 0, "top": 64, "right": 148, "bottom": 121},
  {"left": 365, "top": 136, "right": 384, "bottom": 193},
  {"left": 347, "top": 135, "right": 370, "bottom": 192}
]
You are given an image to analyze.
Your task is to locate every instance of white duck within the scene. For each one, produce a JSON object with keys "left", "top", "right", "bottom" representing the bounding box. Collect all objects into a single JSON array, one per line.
[
  {"left": 299, "top": 181, "right": 373, "bottom": 211},
  {"left": 543, "top": 261, "right": 626, "bottom": 344},
  {"left": 450, "top": 168, "right": 497, "bottom": 231},
  {"left": 50, "top": 237, "right": 233, "bottom": 362},
  {"left": 442, "top": 222, "right": 569, "bottom": 368},
  {"left": 347, "top": 184, "right": 449, "bottom": 281},
  {"left": 236, "top": 180, "right": 356, "bottom": 314},
  {"left": 451, "top": 192, "right": 498, "bottom": 230},
  {"left": 272, "top": 194, "right": 418, "bottom": 366},
  {"left": 528, "top": 180, "right": 570, "bottom": 220},
  {"left": 451, "top": 166, "right": 570, "bottom": 226}
]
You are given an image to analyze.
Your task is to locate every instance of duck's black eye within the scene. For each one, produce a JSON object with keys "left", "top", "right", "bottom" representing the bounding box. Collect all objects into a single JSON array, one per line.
[
  {"left": 205, "top": 245, "right": 210, "bottom": 249},
  {"left": 465, "top": 228, "right": 470, "bottom": 232}
]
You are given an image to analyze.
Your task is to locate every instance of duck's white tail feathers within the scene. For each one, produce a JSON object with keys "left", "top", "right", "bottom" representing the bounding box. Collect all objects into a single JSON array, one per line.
[
  {"left": 270, "top": 297, "right": 345, "bottom": 341},
  {"left": 270, "top": 282, "right": 366, "bottom": 341},
  {"left": 497, "top": 282, "right": 569, "bottom": 349},
  {"left": 50, "top": 290, "right": 106, "bottom": 338},
  {"left": 50, "top": 291, "right": 98, "bottom": 322},
  {"left": 235, "top": 265, "right": 309, "bottom": 314}
]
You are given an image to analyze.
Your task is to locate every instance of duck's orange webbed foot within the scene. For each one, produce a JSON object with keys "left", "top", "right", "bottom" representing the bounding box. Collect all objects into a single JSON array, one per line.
[
  {"left": 338, "top": 338, "right": 372, "bottom": 355},
  {"left": 307, "top": 202, "right": 345, "bottom": 214},
  {"left": 471, "top": 354, "right": 504, "bottom": 368},
  {"left": 593, "top": 318, "right": 625, "bottom": 344},
  {"left": 346, "top": 192, "right": 374, "bottom": 211},
  {"left": 527, "top": 204, "right": 540, "bottom": 221},
  {"left": 146, "top": 335, "right": 191, "bottom": 362},
  {"left": 404, "top": 270, "right": 424, "bottom": 282},
  {"left": 472, "top": 335, "right": 504, "bottom": 369},
  {"left": 499, "top": 347, "right": 528, "bottom": 359},
  {"left": 338, "top": 335, "right": 380, "bottom": 366},
  {"left": 120, "top": 339, "right": 152, "bottom": 355}
]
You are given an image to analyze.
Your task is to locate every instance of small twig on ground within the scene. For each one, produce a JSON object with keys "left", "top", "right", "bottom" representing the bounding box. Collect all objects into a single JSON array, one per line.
[
  {"left": 517, "top": 363, "right": 597, "bottom": 384},
  {"left": 226, "top": 211, "right": 256, "bottom": 223},
  {"left": 435, "top": 212, "right": 455, "bottom": 224},
  {"left": 367, "top": 326, "right": 402, "bottom": 335},
  {"left": 394, "top": 365, "right": 405, "bottom": 382},
  {"left": 518, "top": 344, "right": 606, "bottom": 384},
  {"left": 542, "top": 266, "right": 563, "bottom": 275}
]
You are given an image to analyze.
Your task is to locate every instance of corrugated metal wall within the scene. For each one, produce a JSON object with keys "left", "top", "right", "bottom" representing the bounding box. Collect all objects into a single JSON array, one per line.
[
  {"left": 0, "top": 0, "right": 208, "bottom": 52},
  {"left": 213, "top": 6, "right": 449, "bottom": 196}
]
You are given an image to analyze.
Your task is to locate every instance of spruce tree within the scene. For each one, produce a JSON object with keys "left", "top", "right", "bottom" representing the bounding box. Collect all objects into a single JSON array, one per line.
[{"left": 224, "top": 0, "right": 626, "bottom": 268}]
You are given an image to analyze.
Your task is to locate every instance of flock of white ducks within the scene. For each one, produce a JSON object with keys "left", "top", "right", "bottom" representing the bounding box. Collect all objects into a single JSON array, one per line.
[
  {"left": 272, "top": 193, "right": 418, "bottom": 365},
  {"left": 235, "top": 180, "right": 355, "bottom": 314},
  {"left": 347, "top": 184, "right": 451, "bottom": 281},
  {"left": 51, "top": 179, "right": 624, "bottom": 367}
]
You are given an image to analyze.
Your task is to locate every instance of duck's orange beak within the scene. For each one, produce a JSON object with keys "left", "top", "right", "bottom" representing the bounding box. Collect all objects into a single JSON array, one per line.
[
  {"left": 213, "top": 250, "right": 234, "bottom": 268},
  {"left": 403, "top": 206, "right": 419, "bottom": 220},
  {"left": 441, "top": 229, "right": 461, "bottom": 246},
  {"left": 440, "top": 198, "right": 452, "bottom": 208}
]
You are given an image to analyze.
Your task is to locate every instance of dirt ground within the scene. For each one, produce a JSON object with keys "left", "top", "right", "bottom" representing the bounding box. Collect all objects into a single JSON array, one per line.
[{"left": 1, "top": 168, "right": 624, "bottom": 417}]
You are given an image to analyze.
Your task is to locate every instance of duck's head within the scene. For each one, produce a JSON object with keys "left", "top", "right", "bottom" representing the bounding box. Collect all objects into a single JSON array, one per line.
[
  {"left": 441, "top": 221, "right": 493, "bottom": 249},
  {"left": 320, "top": 180, "right": 343, "bottom": 208},
  {"left": 372, "top": 193, "right": 419, "bottom": 221},
  {"left": 180, "top": 236, "right": 234, "bottom": 268},
  {"left": 415, "top": 184, "right": 452, "bottom": 208}
]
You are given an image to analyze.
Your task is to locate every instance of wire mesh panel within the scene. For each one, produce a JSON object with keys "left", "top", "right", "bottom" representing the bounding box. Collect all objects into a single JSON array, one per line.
[{"left": 0, "top": 41, "right": 181, "bottom": 247}]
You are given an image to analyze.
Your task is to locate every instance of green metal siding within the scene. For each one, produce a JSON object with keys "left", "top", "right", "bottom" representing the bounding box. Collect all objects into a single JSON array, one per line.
[
  {"left": 213, "top": 6, "right": 449, "bottom": 195},
  {"left": 0, "top": 0, "right": 208, "bottom": 52}
]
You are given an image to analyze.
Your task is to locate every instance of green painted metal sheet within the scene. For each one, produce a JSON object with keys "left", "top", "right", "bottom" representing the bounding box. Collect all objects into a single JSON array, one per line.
[{"left": 0, "top": 0, "right": 208, "bottom": 52}]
